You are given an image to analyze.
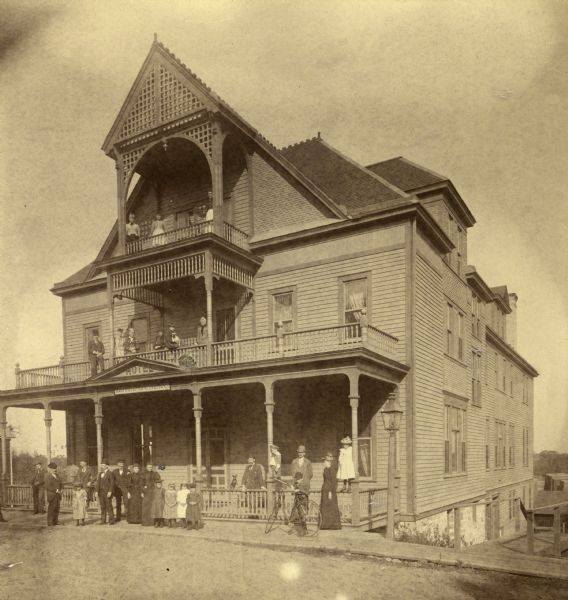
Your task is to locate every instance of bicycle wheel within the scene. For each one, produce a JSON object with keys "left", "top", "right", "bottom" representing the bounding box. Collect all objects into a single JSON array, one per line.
[
  {"left": 300, "top": 500, "right": 322, "bottom": 537},
  {"left": 265, "top": 504, "right": 279, "bottom": 534}
]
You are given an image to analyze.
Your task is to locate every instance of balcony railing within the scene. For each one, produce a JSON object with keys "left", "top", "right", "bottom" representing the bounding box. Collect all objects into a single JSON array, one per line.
[
  {"left": 125, "top": 220, "right": 248, "bottom": 254},
  {"left": 14, "top": 324, "right": 399, "bottom": 390}
]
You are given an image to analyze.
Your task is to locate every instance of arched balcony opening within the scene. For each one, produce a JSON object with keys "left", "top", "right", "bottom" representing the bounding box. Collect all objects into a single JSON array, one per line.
[{"left": 123, "top": 137, "right": 213, "bottom": 254}]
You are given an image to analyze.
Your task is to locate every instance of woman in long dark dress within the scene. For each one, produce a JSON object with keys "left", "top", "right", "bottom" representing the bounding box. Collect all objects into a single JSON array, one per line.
[
  {"left": 141, "top": 464, "right": 161, "bottom": 526},
  {"left": 127, "top": 464, "right": 143, "bottom": 524},
  {"left": 320, "top": 453, "right": 342, "bottom": 530}
]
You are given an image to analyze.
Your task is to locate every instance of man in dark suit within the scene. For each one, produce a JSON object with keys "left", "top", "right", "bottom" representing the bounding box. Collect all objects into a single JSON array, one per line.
[
  {"left": 96, "top": 459, "right": 115, "bottom": 525},
  {"left": 113, "top": 459, "right": 130, "bottom": 522},
  {"left": 241, "top": 456, "right": 266, "bottom": 490},
  {"left": 44, "top": 462, "right": 63, "bottom": 526},
  {"left": 290, "top": 445, "right": 313, "bottom": 494},
  {"left": 31, "top": 462, "right": 45, "bottom": 514},
  {"left": 88, "top": 331, "right": 105, "bottom": 377},
  {"left": 76, "top": 460, "right": 95, "bottom": 504}
]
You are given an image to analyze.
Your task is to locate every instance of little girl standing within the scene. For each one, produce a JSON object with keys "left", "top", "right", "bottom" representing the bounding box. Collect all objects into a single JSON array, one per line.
[
  {"left": 163, "top": 483, "right": 178, "bottom": 527},
  {"left": 176, "top": 482, "right": 188, "bottom": 528},
  {"left": 337, "top": 435, "right": 356, "bottom": 492},
  {"left": 72, "top": 483, "right": 87, "bottom": 526}
]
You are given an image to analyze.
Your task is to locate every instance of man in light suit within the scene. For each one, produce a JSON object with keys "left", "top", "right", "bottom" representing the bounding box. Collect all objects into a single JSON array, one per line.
[
  {"left": 290, "top": 445, "right": 313, "bottom": 494},
  {"left": 44, "top": 462, "right": 63, "bottom": 526}
]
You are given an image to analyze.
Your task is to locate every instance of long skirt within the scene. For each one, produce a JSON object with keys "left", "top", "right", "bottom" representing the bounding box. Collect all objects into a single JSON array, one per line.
[
  {"left": 128, "top": 494, "right": 142, "bottom": 524},
  {"left": 141, "top": 489, "right": 155, "bottom": 526},
  {"left": 186, "top": 504, "right": 202, "bottom": 525},
  {"left": 320, "top": 488, "right": 342, "bottom": 530}
]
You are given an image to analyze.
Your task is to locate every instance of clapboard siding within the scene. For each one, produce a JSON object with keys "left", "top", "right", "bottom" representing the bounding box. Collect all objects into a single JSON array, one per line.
[
  {"left": 224, "top": 158, "right": 250, "bottom": 234},
  {"left": 255, "top": 247, "right": 406, "bottom": 359},
  {"left": 251, "top": 150, "right": 329, "bottom": 234},
  {"left": 64, "top": 306, "right": 110, "bottom": 363}
]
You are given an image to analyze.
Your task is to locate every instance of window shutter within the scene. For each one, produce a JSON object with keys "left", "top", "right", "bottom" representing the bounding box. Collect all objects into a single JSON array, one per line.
[
  {"left": 444, "top": 441, "right": 450, "bottom": 473},
  {"left": 461, "top": 441, "right": 466, "bottom": 472}
]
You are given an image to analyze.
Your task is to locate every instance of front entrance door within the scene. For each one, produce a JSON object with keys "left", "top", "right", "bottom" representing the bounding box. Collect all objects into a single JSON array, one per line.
[
  {"left": 132, "top": 418, "right": 153, "bottom": 466},
  {"left": 191, "top": 428, "right": 227, "bottom": 488}
]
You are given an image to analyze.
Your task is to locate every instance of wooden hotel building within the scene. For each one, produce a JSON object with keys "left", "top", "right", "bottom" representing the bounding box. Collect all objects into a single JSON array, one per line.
[{"left": 0, "top": 40, "right": 538, "bottom": 541}]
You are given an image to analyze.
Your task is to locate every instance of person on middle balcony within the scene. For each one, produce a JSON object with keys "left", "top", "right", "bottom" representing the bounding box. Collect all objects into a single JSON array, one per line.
[
  {"left": 205, "top": 191, "right": 214, "bottom": 222},
  {"left": 165, "top": 324, "right": 181, "bottom": 350},
  {"left": 154, "top": 330, "right": 166, "bottom": 350},
  {"left": 123, "top": 327, "right": 138, "bottom": 355},
  {"left": 196, "top": 316, "right": 208, "bottom": 344},
  {"left": 88, "top": 331, "right": 105, "bottom": 377}
]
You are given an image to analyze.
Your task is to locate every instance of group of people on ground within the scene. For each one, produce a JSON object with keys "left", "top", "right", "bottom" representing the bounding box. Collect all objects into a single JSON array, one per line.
[{"left": 30, "top": 435, "right": 356, "bottom": 532}]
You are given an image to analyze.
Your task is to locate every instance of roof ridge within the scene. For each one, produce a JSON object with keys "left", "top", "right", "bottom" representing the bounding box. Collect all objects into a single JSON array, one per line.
[
  {"left": 280, "top": 136, "right": 320, "bottom": 152},
  {"left": 396, "top": 156, "right": 448, "bottom": 182},
  {"left": 316, "top": 139, "right": 410, "bottom": 198},
  {"left": 365, "top": 156, "right": 403, "bottom": 168}
]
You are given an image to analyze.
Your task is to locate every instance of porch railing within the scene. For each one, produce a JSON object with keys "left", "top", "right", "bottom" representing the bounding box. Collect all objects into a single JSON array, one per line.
[
  {"left": 125, "top": 220, "right": 248, "bottom": 254},
  {"left": 5, "top": 484, "right": 99, "bottom": 512},
  {"left": 15, "top": 324, "right": 399, "bottom": 389}
]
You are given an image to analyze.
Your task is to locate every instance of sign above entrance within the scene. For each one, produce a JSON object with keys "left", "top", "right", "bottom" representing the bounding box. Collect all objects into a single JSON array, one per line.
[{"left": 115, "top": 384, "right": 171, "bottom": 395}]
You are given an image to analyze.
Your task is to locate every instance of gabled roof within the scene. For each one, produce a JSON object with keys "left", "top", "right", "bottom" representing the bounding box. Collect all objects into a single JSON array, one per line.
[
  {"left": 491, "top": 285, "right": 512, "bottom": 313},
  {"left": 280, "top": 137, "right": 410, "bottom": 218},
  {"left": 367, "top": 156, "right": 476, "bottom": 227},
  {"left": 90, "top": 356, "right": 184, "bottom": 381},
  {"left": 366, "top": 156, "right": 446, "bottom": 191},
  {"left": 465, "top": 266, "right": 494, "bottom": 302}
]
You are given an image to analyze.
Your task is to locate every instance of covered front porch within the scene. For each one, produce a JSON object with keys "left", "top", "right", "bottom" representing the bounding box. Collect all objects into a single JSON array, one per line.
[{"left": 2, "top": 357, "right": 407, "bottom": 529}]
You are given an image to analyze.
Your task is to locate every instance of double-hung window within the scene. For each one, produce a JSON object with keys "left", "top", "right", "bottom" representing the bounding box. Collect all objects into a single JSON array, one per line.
[{"left": 444, "top": 403, "right": 467, "bottom": 475}]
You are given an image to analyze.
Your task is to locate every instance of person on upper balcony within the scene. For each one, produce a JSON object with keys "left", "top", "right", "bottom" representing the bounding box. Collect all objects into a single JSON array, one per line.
[
  {"left": 88, "top": 331, "right": 105, "bottom": 377},
  {"left": 126, "top": 213, "right": 141, "bottom": 243},
  {"left": 205, "top": 191, "right": 214, "bottom": 222},
  {"left": 196, "top": 316, "right": 208, "bottom": 344},
  {"left": 165, "top": 324, "right": 180, "bottom": 350},
  {"left": 151, "top": 213, "right": 167, "bottom": 247}
]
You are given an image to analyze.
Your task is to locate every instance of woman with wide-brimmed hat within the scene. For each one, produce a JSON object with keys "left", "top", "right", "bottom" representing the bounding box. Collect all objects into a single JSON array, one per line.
[{"left": 320, "top": 453, "right": 341, "bottom": 530}]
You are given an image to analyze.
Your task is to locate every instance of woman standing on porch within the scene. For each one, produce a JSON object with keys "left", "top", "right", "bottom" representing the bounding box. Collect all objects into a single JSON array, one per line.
[
  {"left": 127, "top": 464, "right": 143, "bottom": 524},
  {"left": 320, "top": 453, "right": 342, "bottom": 530},
  {"left": 141, "top": 464, "right": 161, "bottom": 526}
]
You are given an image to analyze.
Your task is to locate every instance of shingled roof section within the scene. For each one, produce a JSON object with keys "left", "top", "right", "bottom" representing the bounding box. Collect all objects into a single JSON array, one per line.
[
  {"left": 366, "top": 157, "right": 446, "bottom": 192},
  {"left": 280, "top": 138, "right": 409, "bottom": 218},
  {"left": 52, "top": 262, "right": 95, "bottom": 291}
]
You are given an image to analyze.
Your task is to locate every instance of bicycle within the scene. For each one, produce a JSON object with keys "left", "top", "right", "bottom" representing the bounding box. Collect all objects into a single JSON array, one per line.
[{"left": 265, "top": 478, "right": 322, "bottom": 537}]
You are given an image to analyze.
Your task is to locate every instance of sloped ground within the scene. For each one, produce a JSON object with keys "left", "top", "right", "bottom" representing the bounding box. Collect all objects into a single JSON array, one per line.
[{"left": 0, "top": 513, "right": 567, "bottom": 600}]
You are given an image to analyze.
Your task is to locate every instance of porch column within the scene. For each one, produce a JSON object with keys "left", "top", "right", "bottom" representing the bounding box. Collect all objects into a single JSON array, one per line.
[
  {"left": 348, "top": 373, "right": 360, "bottom": 526},
  {"left": 0, "top": 406, "right": 8, "bottom": 512},
  {"left": 116, "top": 160, "right": 126, "bottom": 255},
  {"left": 44, "top": 404, "right": 52, "bottom": 463},
  {"left": 193, "top": 392, "right": 203, "bottom": 490},
  {"left": 204, "top": 252, "right": 214, "bottom": 365},
  {"left": 211, "top": 123, "right": 225, "bottom": 237},
  {"left": 264, "top": 382, "right": 275, "bottom": 514},
  {"left": 94, "top": 399, "right": 103, "bottom": 468}
]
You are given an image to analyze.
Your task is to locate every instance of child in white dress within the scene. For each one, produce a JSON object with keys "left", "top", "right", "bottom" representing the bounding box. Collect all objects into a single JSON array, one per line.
[
  {"left": 176, "top": 482, "right": 188, "bottom": 527},
  {"left": 337, "top": 436, "right": 356, "bottom": 492}
]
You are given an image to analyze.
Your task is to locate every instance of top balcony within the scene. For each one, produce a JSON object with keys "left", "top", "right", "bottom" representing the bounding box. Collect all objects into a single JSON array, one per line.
[{"left": 125, "top": 218, "right": 249, "bottom": 255}]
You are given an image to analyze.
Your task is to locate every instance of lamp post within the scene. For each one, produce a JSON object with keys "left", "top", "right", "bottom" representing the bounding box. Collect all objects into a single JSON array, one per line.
[{"left": 381, "top": 392, "right": 403, "bottom": 540}]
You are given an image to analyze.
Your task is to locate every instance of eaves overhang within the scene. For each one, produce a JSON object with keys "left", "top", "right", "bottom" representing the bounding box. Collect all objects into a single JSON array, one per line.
[{"left": 486, "top": 327, "right": 539, "bottom": 377}]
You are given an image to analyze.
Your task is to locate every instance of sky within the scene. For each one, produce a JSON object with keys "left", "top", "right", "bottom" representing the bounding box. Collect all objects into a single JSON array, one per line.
[{"left": 0, "top": 0, "right": 567, "bottom": 454}]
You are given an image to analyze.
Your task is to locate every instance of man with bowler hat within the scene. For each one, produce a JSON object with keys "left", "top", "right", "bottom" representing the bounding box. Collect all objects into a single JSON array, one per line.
[
  {"left": 31, "top": 461, "right": 46, "bottom": 514},
  {"left": 96, "top": 459, "right": 116, "bottom": 525},
  {"left": 44, "top": 462, "right": 63, "bottom": 526},
  {"left": 290, "top": 445, "right": 313, "bottom": 494},
  {"left": 113, "top": 459, "right": 130, "bottom": 522}
]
